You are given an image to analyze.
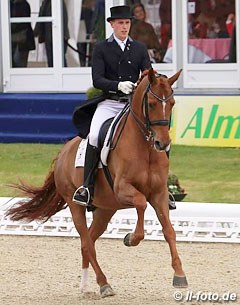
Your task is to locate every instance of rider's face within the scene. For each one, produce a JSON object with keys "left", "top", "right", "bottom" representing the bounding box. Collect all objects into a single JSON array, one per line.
[{"left": 110, "top": 19, "right": 131, "bottom": 41}]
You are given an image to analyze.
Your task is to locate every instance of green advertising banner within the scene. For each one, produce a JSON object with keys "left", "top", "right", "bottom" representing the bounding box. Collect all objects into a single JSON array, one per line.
[{"left": 171, "top": 96, "right": 240, "bottom": 147}]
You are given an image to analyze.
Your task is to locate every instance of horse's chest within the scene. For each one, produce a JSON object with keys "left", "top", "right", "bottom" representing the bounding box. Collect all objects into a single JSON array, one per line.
[{"left": 128, "top": 169, "right": 158, "bottom": 189}]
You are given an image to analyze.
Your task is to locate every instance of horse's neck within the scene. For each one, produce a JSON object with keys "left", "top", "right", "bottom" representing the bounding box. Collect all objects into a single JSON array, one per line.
[
  {"left": 126, "top": 117, "right": 146, "bottom": 141},
  {"left": 119, "top": 107, "right": 150, "bottom": 157},
  {"left": 131, "top": 79, "right": 147, "bottom": 117},
  {"left": 112, "top": 77, "right": 151, "bottom": 159}
]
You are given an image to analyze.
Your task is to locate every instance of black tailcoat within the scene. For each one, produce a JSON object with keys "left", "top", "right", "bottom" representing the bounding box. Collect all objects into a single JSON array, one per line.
[{"left": 73, "top": 35, "right": 151, "bottom": 138}]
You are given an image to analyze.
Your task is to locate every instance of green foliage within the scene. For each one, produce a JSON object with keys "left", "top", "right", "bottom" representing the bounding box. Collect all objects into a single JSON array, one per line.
[
  {"left": 86, "top": 87, "right": 102, "bottom": 99},
  {"left": 167, "top": 172, "right": 185, "bottom": 194},
  {"left": 0, "top": 144, "right": 239, "bottom": 203}
]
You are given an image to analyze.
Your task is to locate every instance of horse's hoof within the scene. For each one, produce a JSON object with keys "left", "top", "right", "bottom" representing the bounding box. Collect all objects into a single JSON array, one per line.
[
  {"left": 100, "top": 284, "right": 115, "bottom": 298},
  {"left": 80, "top": 285, "right": 89, "bottom": 293},
  {"left": 123, "top": 233, "right": 132, "bottom": 247},
  {"left": 173, "top": 275, "right": 188, "bottom": 288}
]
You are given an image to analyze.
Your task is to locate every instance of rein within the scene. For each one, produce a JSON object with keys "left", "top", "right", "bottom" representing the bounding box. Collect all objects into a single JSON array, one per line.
[{"left": 129, "top": 78, "right": 174, "bottom": 143}]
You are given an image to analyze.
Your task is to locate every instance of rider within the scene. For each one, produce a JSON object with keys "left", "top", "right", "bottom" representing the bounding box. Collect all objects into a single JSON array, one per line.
[
  {"left": 73, "top": 5, "right": 175, "bottom": 210},
  {"left": 72, "top": 5, "right": 152, "bottom": 207}
]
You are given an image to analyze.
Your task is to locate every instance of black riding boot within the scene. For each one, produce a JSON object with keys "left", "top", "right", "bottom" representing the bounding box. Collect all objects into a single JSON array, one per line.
[
  {"left": 166, "top": 150, "right": 176, "bottom": 210},
  {"left": 73, "top": 143, "right": 100, "bottom": 206}
]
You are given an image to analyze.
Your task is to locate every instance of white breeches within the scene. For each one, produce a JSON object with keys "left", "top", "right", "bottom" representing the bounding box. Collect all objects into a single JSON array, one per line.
[{"left": 89, "top": 99, "right": 126, "bottom": 147}]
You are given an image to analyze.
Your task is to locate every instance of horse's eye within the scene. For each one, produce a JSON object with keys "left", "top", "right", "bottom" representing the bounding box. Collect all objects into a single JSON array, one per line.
[{"left": 148, "top": 103, "right": 155, "bottom": 110}]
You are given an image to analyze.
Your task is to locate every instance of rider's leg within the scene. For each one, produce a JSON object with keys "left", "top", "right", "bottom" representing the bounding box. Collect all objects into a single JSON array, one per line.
[
  {"left": 73, "top": 142, "right": 100, "bottom": 205},
  {"left": 73, "top": 100, "right": 126, "bottom": 206}
]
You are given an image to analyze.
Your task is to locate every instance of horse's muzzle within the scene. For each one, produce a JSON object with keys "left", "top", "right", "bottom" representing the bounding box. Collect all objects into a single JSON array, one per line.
[{"left": 154, "top": 140, "right": 171, "bottom": 152}]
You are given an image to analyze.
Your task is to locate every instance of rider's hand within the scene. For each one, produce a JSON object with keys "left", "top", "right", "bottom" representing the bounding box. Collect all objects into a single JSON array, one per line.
[{"left": 118, "top": 81, "right": 135, "bottom": 95}]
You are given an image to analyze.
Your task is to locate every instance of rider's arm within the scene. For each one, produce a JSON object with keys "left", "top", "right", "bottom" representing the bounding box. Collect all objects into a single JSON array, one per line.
[{"left": 92, "top": 43, "right": 119, "bottom": 93}]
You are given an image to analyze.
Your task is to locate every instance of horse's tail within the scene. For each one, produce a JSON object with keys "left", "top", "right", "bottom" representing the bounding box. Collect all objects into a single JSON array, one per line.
[{"left": 6, "top": 162, "right": 66, "bottom": 223}]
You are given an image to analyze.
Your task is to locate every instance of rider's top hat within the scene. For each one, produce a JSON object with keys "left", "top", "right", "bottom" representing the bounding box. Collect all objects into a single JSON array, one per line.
[{"left": 107, "top": 5, "right": 134, "bottom": 22}]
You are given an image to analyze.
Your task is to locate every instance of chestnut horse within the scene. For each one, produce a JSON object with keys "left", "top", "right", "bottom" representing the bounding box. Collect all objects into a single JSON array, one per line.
[{"left": 6, "top": 68, "right": 188, "bottom": 297}]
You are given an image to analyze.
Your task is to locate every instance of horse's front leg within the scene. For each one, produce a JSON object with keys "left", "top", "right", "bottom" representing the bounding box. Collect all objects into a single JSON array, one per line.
[
  {"left": 116, "top": 183, "right": 147, "bottom": 247},
  {"left": 151, "top": 192, "right": 188, "bottom": 288}
]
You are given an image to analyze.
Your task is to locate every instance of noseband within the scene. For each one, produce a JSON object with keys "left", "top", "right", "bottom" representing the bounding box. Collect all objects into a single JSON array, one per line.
[{"left": 129, "top": 76, "right": 174, "bottom": 144}]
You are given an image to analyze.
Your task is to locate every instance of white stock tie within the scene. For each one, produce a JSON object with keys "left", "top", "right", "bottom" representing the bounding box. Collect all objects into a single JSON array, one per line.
[{"left": 120, "top": 41, "right": 125, "bottom": 51}]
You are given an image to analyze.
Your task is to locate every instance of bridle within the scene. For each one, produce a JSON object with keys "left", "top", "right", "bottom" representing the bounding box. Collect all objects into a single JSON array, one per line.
[
  {"left": 129, "top": 75, "right": 174, "bottom": 150},
  {"left": 144, "top": 83, "right": 174, "bottom": 129}
]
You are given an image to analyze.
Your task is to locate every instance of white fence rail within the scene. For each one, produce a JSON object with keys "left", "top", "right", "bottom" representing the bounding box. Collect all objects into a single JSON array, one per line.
[{"left": 0, "top": 198, "right": 239, "bottom": 243}]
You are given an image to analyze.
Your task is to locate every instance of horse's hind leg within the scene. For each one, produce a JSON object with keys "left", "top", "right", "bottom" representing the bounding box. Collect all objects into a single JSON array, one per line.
[
  {"left": 81, "top": 208, "right": 116, "bottom": 297},
  {"left": 152, "top": 201, "right": 188, "bottom": 288},
  {"left": 68, "top": 203, "right": 114, "bottom": 297}
]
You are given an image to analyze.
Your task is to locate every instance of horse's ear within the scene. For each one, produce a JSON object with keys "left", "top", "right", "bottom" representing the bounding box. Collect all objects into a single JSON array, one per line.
[
  {"left": 148, "top": 68, "right": 156, "bottom": 84},
  {"left": 168, "top": 69, "right": 182, "bottom": 86}
]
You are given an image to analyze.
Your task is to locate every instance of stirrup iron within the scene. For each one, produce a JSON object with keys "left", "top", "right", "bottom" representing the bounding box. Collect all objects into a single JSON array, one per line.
[{"left": 72, "top": 185, "right": 91, "bottom": 206}]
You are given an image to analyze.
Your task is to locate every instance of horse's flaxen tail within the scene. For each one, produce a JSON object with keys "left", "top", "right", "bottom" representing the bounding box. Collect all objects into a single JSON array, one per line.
[{"left": 6, "top": 167, "right": 66, "bottom": 223}]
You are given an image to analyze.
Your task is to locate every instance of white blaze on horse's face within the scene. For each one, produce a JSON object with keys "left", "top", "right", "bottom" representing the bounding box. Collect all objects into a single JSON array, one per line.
[
  {"left": 146, "top": 69, "right": 181, "bottom": 152},
  {"left": 162, "top": 101, "right": 167, "bottom": 119}
]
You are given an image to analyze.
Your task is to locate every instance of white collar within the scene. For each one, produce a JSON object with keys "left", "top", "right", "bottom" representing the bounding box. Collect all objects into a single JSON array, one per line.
[{"left": 113, "top": 34, "right": 128, "bottom": 47}]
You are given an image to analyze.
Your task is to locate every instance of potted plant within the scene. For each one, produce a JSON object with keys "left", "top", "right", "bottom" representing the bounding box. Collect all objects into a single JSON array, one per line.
[{"left": 168, "top": 171, "right": 187, "bottom": 201}]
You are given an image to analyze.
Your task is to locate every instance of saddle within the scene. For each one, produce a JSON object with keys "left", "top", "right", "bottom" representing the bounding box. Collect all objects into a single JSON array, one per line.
[{"left": 75, "top": 103, "right": 130, "bottom": 175}]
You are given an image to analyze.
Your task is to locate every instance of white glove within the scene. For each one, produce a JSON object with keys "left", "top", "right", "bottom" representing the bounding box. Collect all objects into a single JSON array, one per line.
[{"left": 118, "top": 81, "right": 135, "bottom": 95}]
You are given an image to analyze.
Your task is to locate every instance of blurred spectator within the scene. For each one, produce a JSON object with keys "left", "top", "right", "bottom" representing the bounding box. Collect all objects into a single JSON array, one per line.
[
  {"left": 187, "top": 0, "right": 201, "bottom": 37},
  {"left": 91, "top": 0, "right": 105, "bottom": 42},
  {"left": 226, "top": 13, "right": 235, "bottom": 37},
  {"left": 210, "top": 20, "right": 229, "bottom": 38},
  {"left": 81, "top": 0, "right": 95, "bottom": 34},
  {"left": 159, "top": 0, "right": 172, "bottom": 57},
  {"left": 126, "top": 0, "right": 141, "bottom": 9},
  {"left": 34, "top": 0, "right": 69, "bottom": 67},
  {"left": 130, "top": 3, "right": 162, "bottom": 63},
  {"left": 228, "top": 24, "right": 236, "bottom": 62},
  {"left": 10, "top": 0, "right": 35, "bottom": 68},
  {"left": 195, "top": 0, "right": 235, "bottom": 38},
  {"left": 78, "top": 0, "right": 95, "bottom": 66}
]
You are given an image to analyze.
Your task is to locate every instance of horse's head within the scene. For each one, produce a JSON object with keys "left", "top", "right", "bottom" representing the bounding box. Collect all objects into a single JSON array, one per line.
[{"left": 131, "top": 68, "right": 182, "bottom": 152}]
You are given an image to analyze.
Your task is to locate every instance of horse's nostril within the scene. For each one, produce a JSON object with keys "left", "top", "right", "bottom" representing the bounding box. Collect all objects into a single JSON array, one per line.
[
  {"left": 154, "top": 140, "right": 170, "bottom": 152},
  {"left": 154, "top": 140, "right": 163, "bottom": 151}
]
